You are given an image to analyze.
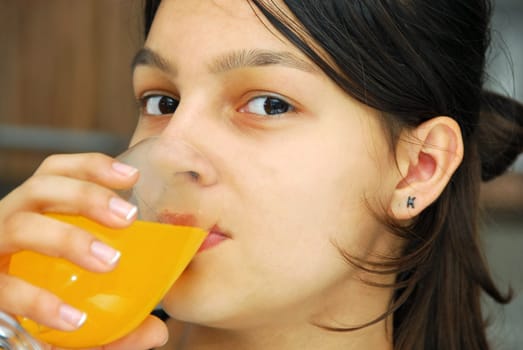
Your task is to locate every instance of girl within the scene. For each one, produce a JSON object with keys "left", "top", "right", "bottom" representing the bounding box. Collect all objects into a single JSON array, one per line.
[{"left": 0, "top": 0, "right": 522, "bottom": 349}]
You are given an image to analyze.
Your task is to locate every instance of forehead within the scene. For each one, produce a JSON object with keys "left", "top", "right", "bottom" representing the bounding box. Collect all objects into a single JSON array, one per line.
[{"left": 146, "top": 0, "right": 299, "bottom": 57}]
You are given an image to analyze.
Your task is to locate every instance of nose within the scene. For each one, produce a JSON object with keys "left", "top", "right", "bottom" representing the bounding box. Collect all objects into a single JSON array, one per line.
[{"left": 149, "top": 135, "right": 219, "bottom": 187}]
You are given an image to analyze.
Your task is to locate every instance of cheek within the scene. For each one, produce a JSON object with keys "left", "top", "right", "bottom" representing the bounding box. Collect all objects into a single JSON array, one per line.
[
  {"left": 231, "top": 133, "right": 386, "bottom": 282},
  {"left": 130, "top": 116, "right": 173, "bottom": 145}
]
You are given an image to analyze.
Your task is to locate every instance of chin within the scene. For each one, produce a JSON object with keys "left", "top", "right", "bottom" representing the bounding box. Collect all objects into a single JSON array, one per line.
[
  {"left": 161, "top": 281, "right": 270, "bottom": 330},
  {"left": 160, "top": 269, "right": 233, "bottom": 326}
]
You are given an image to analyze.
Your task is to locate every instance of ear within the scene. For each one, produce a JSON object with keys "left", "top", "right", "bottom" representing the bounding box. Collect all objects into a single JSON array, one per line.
[{"left": 389, "top": 116, "right": 464, "bottom": 220}]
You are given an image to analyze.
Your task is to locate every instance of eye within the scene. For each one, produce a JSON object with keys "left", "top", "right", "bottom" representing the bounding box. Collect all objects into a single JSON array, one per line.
[
  {"left": 140, "top": 95, "right": 179, "bottom": 116},
  {"left": 240, "top": 96, "right": 294, "bottom": 117}
]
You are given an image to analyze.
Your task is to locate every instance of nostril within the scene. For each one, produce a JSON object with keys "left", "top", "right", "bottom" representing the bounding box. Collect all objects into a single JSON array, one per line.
[
  {"left": 188, "top": 171, "right": 200, "bottom": 181},
  {"left": 150, "top": 138, "right": 217, "bottom": 185}
]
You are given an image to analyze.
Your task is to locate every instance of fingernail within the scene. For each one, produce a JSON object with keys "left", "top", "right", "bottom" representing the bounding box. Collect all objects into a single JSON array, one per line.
[
  {"left": 90, "top": 240, "right": 121, "bottom": 266},
  {"left": 109, "top": 197, "right": 137, "bottom": 221},
  {"left": 59, "top": 304, "right": 87, "bottom": 329},
  {"left": 112, "top": 161, "right": 138, "bottom": 177}
]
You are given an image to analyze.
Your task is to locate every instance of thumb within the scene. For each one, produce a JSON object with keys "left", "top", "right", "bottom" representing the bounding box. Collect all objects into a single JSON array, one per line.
[{"left": 101, "top": 315, "right": 168, "bottom": 350}]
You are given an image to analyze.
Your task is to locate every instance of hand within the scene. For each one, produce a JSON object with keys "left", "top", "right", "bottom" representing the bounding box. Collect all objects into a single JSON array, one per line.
[
  {"left": 40, "top": 315, "right": 168, "bottom": 350},
  {"left": 0, "top": 153, "right": 168, "bottom": 349}
]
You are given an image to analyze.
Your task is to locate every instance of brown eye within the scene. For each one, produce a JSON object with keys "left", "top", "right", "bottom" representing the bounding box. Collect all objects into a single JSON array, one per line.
[
  {"left": 242, "top": 96, "right": 294, "bottom": 117},
  {"left": 142, "top": 95, "right": 179, "bottom": 115},
  {"left": 264, "top": 97, "right": 291, "bottom": 115}
]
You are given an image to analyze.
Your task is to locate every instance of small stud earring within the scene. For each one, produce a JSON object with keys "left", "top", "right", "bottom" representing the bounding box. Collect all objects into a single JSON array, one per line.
[{"left": 407, "top": 196, "right": 416, "bottom": 209}]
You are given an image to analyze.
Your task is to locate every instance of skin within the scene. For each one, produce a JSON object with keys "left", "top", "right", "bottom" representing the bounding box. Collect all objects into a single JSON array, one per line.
[
  {"left": 132, "top": 0, "right": 400, "bottom": 348},
  {"left": 0, "top": 0, "right": 464, "bottom": 349}
]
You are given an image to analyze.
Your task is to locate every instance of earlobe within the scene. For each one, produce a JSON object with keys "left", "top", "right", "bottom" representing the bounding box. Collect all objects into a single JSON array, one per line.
[{"left": 390, "top": 117, "right": 464, "bottom": 220}]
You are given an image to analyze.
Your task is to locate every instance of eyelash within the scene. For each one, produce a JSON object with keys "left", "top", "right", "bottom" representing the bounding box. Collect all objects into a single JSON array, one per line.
[{"left": 138, "top": 93, "right": 295, "bottom": 118}]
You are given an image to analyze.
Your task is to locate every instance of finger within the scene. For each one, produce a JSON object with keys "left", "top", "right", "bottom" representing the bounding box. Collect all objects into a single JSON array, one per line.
[
  {"left": 34, "top": 153, "right": 138, "bottom": 190},
  {"left": 0, "top": 274, "right": 87, "bottom": 332},
  {"left": 49, "top": 315, "right": 169, "bottom": 350},
  {"left": 4, "top": 175, "right": 137, "bottom": 228},
  {"left": 3, "top": 212, "right": 120, "bottom": 272},
  {"left": 101, "top": 315, "right": 169, "bottom": 350}
]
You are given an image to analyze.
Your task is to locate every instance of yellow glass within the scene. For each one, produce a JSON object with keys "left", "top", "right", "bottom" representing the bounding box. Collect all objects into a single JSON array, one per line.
[{"left": 8, "top": 213, "right": 206, "bottom": 348}]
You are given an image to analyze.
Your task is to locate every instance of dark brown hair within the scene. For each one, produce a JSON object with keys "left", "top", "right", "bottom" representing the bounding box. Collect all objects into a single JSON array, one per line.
[{"left": 142, "top": 1, "right": 523, "bottom": 349}]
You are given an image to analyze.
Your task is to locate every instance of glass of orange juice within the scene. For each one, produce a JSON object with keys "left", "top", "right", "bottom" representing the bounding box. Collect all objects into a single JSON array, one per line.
[{"left": 7, "top": 137, "right": 210, "bottom": 348}]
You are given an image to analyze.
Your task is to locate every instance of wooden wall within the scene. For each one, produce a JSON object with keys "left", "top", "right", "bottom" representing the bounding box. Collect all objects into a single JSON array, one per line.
[{"left": 0, "top": 0, "right": 143, "bottom": 193}]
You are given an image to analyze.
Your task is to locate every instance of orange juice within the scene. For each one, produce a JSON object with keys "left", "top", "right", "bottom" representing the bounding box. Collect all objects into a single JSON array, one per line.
[{"left": 8, "top": 214, "right": 206, "bottom": 348}]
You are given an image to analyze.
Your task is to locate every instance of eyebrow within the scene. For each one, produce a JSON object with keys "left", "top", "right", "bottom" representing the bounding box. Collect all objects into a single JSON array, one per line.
[
  {"left": 209, "top": 49, "right": 317, "bottom": 73},
  {"left": 131, "top": 47, "right": 317, "bottom": 75},
  {"left": 132, "top": 48, "right": 174, "bottom": 74}
]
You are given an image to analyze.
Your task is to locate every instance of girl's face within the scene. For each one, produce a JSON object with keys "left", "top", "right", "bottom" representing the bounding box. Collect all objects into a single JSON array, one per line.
[{"left": 131, "top": 0, "right": 398, "bottom": 330}]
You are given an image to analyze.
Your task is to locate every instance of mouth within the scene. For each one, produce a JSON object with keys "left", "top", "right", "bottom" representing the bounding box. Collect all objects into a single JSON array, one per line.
[
  {"left": 196, "top": 224, "right": 230, "bottom": 252},
  {"left": 156, "top": 211, "right": 230, "bottom": 253}
]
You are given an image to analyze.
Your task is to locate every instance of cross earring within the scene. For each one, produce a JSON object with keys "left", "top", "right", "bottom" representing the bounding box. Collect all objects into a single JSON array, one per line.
[{"left": 407, "top": 196, "right": 416, "bottom": 209}]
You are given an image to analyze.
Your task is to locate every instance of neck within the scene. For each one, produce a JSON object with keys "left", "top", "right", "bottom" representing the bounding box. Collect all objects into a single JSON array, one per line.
[{"left": 160, "top": 317, "right": 393, "bottom": 350}]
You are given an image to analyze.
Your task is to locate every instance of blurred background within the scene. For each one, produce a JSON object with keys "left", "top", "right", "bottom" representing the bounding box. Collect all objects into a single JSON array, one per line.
[
  {"left": 0, "top": 0, "right": 143, "bottom": 194},
  {"left": 0, "top": 0, "right": 521, "bottom": 348}
]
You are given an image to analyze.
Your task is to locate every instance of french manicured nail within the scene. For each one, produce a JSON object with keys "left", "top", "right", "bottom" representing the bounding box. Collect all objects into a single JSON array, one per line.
[
  {"left": 109, "top": 197, "right": 137, "bottom": 221},
  {"left": 112, "top": 161, "right": 138, "bottom": 177},
  {"left": 90, "top": 240, "right": 121, "bottom": 266},
  {"left": 59, "top": 304, "right": 87, "bottom": 329}
]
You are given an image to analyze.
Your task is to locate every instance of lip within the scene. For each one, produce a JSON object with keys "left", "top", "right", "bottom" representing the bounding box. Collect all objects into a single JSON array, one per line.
[
  {"left": 157, "top": 212, "right": 229, "bottom": 253},
  {"left": 197, "top": 225, "right": 229, "bottom": 253},
  {"left": 157, "top": 212, "right": 197, "bottom": 227}
]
